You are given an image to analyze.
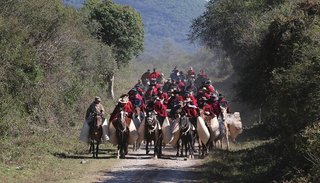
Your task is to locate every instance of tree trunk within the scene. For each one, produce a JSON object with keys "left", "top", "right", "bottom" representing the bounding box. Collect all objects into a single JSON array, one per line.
[{"left": 107, "top": 73, "right": 115, "bottom": 99}]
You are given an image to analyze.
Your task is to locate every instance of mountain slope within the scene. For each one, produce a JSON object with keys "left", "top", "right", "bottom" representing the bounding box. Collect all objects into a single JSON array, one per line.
[{"left": 64, "top": 0, "right": 207, "bottom": 54}]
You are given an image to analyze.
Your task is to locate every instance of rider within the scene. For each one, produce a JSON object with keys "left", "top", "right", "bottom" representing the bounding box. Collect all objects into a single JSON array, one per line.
[
  {"left": 218, "top": 93, "right": 231, "bottom": 114},
  {"left": 187, "top": 67, "right": 196, "bottom": 79},
  {"left": 204, "top": 80, "right": 215, "bottom": 94},
  {"left": 109, "top": 94, "right": 135, "bottom": 122},
  {"left": 149, "top": 68, "right": 161, "bottom": 82},
  {"left": 181, "top": 97, "right": 198, "bottom": 129},
  {"left": 141, "top": 69, "right": 151, "bottom": 86},
  {"left": 85, "top": 96, "right": 105, "bottom": 128},
  {"left": 85, "top": 96, "right": 105, "bottom": 120},
  {"left": 154, "top": 97, "right": 168, "bottom": 126},
  {"left": 157, "top": 87, "right": 169, "bottom": 106},
  {"left": 167, "top": 90, "right": 184, "bottom": 110}
]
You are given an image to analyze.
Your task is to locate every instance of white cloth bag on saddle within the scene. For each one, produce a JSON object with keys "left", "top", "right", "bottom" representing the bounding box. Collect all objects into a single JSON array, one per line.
[
  {"left": 169, "top": 119, "right": 180, "bottom": 147},
  {"left": 208, "top": 116, "right": 220, "bottom": 141},
  {"left": 128, "top": 119, "right": 139, "bottom": 145},
  {"left": 137, "top": 118, "right": 145, "bottom": 144},
  {"left": 101, "top": 119, "right": 110, "bottom": 143},
  {"left": 197, "top": 116, "right": 210, "bottom": 144},
  {"left": 162, "top": 117, "right": 172, "bottom": 144},
  {"left": 79, "top": 120, "right": 90, "bottom": 143},
  {"left": 108, "top": 121, "right": 118, "bottom": 146}
]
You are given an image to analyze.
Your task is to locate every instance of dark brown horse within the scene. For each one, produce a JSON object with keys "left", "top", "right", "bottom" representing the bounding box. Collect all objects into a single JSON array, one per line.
[
  {"left": 88, "top": 112, "right": 103, "bottom": 158},
  {"left": 176, "top": 115, "right": 195, "bottom": 158},
  {"left": 145, "top": 111, "right": 162, "bottom": 159}
]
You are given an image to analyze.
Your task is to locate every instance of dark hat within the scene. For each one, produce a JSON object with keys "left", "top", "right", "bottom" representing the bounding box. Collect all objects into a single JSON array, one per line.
[
  {"left": 173, "top": 90, "right": 180, "bottom": 94},
  {"left": 151, "top": 94, "right": 158, "bottom": 99}
]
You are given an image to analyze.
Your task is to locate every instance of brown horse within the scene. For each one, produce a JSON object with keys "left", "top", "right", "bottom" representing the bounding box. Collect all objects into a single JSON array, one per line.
[
  {"left": 88, "top": 112, "right": 103, "bottom": 158},
  {"left": 132, "top": 106, "right": 143, "bottom": 151},
  {"left": 113, "top": 110, "right": 129, "bottom": 159}
]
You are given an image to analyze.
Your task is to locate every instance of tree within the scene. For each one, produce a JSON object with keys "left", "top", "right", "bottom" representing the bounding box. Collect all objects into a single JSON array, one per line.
[
  {"left": 83, "top": 0, "right": 144, "bottom": 66},
  {"left": 190, "top": 0, "right": 320, "bottom": 180}
]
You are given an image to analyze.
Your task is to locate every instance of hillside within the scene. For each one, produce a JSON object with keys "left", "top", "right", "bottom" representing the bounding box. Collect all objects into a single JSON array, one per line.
[{"left": 64, "top": 0, "right": 207, "bottom": 54}]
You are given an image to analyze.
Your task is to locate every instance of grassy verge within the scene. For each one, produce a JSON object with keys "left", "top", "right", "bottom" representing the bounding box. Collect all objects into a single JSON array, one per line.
[
  {"left": 203, "top": 124, "right": 278, "bottom": 183},
  {"left": 0, "top": 126, "right": 119, "bottom": 183}
]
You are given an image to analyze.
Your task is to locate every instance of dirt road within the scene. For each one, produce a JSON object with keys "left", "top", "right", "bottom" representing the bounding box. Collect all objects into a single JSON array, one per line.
[{"left": 97, "top": 145, "right": 205, "bottom": 183}]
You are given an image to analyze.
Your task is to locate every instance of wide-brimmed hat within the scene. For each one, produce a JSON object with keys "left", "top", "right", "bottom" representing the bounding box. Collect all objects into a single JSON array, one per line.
[
  {"left": 184, "top": 97, "right": 192, "bottom": 103},
  {"left": 95, "top": 96, "right": 101, "bottom": 102},
  {"left": 119, "top": 94, "right": 129, "bottom": 104}
]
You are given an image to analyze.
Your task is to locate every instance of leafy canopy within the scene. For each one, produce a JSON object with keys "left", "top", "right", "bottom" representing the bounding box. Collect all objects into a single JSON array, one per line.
[{"left": 83, "top": 0, "right": 144, "bottom": 66}]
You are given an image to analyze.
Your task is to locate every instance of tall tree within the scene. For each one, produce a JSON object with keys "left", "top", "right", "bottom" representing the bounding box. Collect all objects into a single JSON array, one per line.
[{"left": 83, "top": 0, "right": 144, "bottom": 66}]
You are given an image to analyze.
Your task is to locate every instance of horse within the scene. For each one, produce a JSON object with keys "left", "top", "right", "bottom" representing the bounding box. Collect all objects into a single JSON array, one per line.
[
  {"left": 112, "top": 110, "right": 129, "bottom": 159},
  {"left": 88, "top": 112, "right": 104, "bottom": 158},
  {"left": 132, "top": 106, "right": 144, "bottom": 151},
  {"left": 205, "top": 114, "right": 227, "bottom": 150},
  {"left": 220, "top": 105, "right": 243, "bottom": 145},
  {"left": 176, "top": 115, "right": 195, "bottom": 158},
  {"left": 205, "top": 105, "right": 243, "bottom": 151},
  {"left": 144, "top": 111, "right": 162, "bottom": 159}
]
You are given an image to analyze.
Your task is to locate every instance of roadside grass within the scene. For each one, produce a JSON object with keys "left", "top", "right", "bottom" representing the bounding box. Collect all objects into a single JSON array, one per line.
[
  {"left": 0, "top": 126, "right": 119, "bottom": 183},
  {"left": 203, "top": 124, "right": 278, "bottom": 183}
]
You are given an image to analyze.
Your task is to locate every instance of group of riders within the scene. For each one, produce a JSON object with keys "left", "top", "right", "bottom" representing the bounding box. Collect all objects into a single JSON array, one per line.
[{"left": 85, "top": 66, "right": 231, "bottom": 158}]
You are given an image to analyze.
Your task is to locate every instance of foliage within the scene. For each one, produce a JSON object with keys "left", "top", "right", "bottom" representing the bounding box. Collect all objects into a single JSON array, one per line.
[
  {"left": 82, "top": 0, "right": 144, "bottom": 66},
  {"left": 0, "top": 0, "right": 117, "bottom": 138},
  {"left": 191, "top": 0, "right": 320, "bottom": 180}
]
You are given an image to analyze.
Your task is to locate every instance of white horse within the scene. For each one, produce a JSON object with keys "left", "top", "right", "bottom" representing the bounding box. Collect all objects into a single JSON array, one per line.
[
  {"left": 204, "top": 106, "right": 243, "bottom": 151},
  {"left": 220, "top": 106, "right": 243, "bottom": 149}
]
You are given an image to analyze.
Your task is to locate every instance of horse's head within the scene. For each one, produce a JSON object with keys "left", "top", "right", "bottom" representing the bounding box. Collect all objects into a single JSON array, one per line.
[
  {"left": 179, "top": 115, "right": 190, "bottom": 132},
  {"left": 91, "top": 111, "right": 103, "bottom": 128},
  {"left": 220, "top": 103, "right": 228, "bottom": 121},
  {"left": 114, "top": 110, "right": 128, "bottom": 132},
  {"left": 146, "top": 111, "right": 157, "bottom": 130},
  {"left": 135, "top": 106, "right": 141, "bottom": 117}
]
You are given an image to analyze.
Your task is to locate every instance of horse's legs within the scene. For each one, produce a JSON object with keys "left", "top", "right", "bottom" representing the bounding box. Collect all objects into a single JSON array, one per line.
[
  {"left": 184, "top": 137, "right": 188, "bottom": 157},
  {"left": 159, "top": 131, "right": 163, "bottom": 156},
  {"left": 176, "top": 138, "right": 180, "bottom": 157},
  {"left": 124, "top": 133, "right": 129, "bottom": 155},
  {"left": 88, "top": 142, "right": 92, "bottom": 153},
  {"left": 146, "top": 140, "right": 149, "bottom": 155},
  {"left": 96, "top": 141, "right": 100, "bottom": 158},
  {"left": 225, "top": 122, "right": 230, "bottom": 150},
  {"left": 91, "top": 140, "right": 95, "bottom": 158},
  {"left": 117, "top": 144, "right": 120, "bottom": 159}
]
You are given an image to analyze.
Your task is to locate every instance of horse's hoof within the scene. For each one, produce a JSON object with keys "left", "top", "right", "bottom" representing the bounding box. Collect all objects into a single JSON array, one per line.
[
  {"left": 189, "top": 155, "right": 192, "bottom": 159},
  {"left": 146, "top": 150, "right": 149, "bottom": 155},
  {"left": 154, "top": 155, "right": 158, "bottom": 159},
  {"left": 176, "top": 153, "right": 179, "bottom": 157}
]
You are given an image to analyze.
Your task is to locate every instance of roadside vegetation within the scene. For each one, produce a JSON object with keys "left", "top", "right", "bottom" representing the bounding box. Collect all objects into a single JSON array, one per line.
[
  {"left": 191, "top": 0, "right": 320, "bottom": 181},
  {"left": 0, "top": 0, "right": 143, "bottom": 182}
]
